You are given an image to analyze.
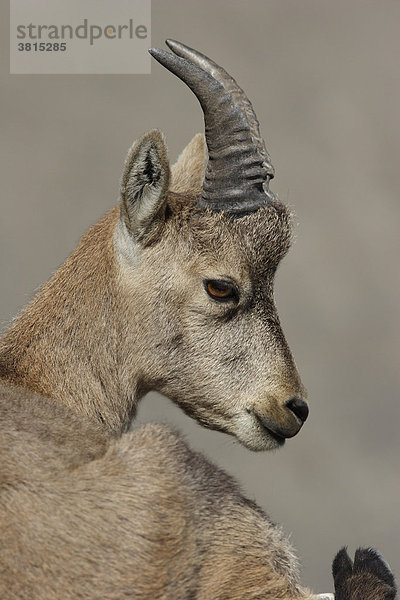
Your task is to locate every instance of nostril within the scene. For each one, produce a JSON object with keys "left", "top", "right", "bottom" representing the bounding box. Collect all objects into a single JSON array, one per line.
[{"left": 286, "top": 397, "right": 309, "bottom": 424}]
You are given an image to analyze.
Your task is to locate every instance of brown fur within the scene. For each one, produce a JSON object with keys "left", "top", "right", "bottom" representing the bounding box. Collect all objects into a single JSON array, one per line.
[
  {"left": 0, "top": 131, "right": 305, "bottom": 449},
  {"left": 0, "top": 131, "right": 394, "bottom": 599},
  {"left": 0, "top": 379, "right": 307, "bottom": 599},
  {"left": 170, "top": 132, "right": 207, "bottom": 195}
]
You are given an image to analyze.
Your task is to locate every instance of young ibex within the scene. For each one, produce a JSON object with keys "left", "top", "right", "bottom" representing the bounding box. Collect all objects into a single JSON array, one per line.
[{"left": 0, "top": 40, "right": 395, "bottom": 600}]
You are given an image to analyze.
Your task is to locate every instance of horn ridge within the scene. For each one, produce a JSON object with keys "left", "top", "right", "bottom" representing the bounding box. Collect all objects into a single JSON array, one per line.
[
  {"left": 165, "top": 39, "right": 275, "bottom": 180},
  {"left": 149, "top": 43, "right": 274, "bottom": 214}
]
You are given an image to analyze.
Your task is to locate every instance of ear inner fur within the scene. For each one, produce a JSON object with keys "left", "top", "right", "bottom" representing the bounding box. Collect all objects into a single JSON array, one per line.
[{"left": 120, "top": 129, "right": 170, "bottom": 244}]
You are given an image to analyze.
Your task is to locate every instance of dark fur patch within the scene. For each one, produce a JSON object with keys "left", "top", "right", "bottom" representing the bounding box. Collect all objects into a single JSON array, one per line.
[{"left": 333, "top": 547, "right": 397, "bottom": 600}]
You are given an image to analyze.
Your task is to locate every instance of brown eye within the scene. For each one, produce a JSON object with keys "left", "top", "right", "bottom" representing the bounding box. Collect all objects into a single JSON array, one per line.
[{"left": 204, "top": 279, "right": 238, "bottom": 303}]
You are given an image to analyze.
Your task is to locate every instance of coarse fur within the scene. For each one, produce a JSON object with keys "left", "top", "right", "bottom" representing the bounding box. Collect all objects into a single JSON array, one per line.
[
  {"left": 332, "top": 548, "right": 396, "bottom": 600},
  {"left": 0, "top": 382, "right": 305, "bottom": 600},
  {"left": 0, "top": 130, "right": 305, "bottom": 451},
  {"left": 0, "top": 129, "right": 395, "bottom": 597}
]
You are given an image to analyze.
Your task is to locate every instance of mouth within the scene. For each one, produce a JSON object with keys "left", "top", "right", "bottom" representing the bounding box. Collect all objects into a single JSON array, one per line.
[{"left": 254, "top": 414, "right": 286, "bottom": 447}]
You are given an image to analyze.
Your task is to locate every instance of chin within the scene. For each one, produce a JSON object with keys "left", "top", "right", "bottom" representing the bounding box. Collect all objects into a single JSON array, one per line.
[
  {"left": 228, "top": 413, "right": 286, "bottom": 451},
  {"left": 234, "top": 427, "right": 286, "bottom": 452}
]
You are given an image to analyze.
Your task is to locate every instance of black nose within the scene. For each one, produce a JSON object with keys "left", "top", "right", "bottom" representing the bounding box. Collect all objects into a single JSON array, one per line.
[{"left": 286, "top": 397, "right": 309, "bottom": 423}]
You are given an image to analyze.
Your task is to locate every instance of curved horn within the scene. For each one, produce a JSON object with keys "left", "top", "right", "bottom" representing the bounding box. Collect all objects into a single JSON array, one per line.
[
  {"left": 149, "top": 42, "right": 275, "bottom": 214},
  {"left": 165, "top": 39, "right": 275, "bottom": 180}
]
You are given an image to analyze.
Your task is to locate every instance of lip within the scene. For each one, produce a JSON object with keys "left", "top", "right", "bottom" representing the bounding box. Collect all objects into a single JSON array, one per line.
[{"left": 255, "top": 415, "right": 286, "bottom": 446}]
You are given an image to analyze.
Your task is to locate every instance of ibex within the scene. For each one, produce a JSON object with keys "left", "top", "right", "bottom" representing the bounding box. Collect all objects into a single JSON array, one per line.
[{"left": 0, "top": 40, "right": 395, "bottom": 600}]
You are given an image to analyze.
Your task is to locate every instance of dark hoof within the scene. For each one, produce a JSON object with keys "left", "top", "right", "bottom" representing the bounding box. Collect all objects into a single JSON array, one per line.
[{"left": 332, "top": 547, "right": 397, "bottom": 600}]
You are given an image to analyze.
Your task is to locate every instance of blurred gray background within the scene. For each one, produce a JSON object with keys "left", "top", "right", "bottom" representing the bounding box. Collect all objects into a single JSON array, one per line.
[{"left": 1, "top": 0, "right": 399, "bottom": 592}]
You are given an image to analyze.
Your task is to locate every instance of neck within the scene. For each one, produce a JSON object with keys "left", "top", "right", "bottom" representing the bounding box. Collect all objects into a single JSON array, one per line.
[{"left": 0, "top": 207, "right": 142, "bottom": 436}]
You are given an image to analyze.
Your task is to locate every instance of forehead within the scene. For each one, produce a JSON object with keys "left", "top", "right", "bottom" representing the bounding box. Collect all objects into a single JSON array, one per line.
[{"left": 167, "top": 194, "right": 293, "bottom": 276}]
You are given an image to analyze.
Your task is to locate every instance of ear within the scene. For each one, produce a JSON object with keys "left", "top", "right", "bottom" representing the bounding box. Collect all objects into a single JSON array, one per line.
[
  {"left": 120, "top": 129, "right": 170, "bottom": 245},
  {"left": 170, "top": 133, "right": 207, "bottom": 196}
]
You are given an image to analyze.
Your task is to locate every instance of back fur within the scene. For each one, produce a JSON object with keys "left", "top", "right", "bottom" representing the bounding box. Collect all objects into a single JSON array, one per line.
[{"left": 0, "top": 381, "right": 307, "bottom": 600}]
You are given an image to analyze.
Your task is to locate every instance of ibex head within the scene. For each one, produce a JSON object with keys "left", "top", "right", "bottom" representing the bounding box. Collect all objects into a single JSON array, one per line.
[{"left": 115, "top": 41, "right": 308, "bottom": 451}]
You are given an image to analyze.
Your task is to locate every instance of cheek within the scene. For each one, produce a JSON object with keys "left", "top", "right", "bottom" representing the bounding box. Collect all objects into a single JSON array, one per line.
[
  {"left": 158, "top": 303, "right": 268, "bottom": 394},
  {"left": 186, "top": 320, "right": 281, "bottom": 393},
  {"left": 175, "top": 329, "right": 251, "bottom": 395}
]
